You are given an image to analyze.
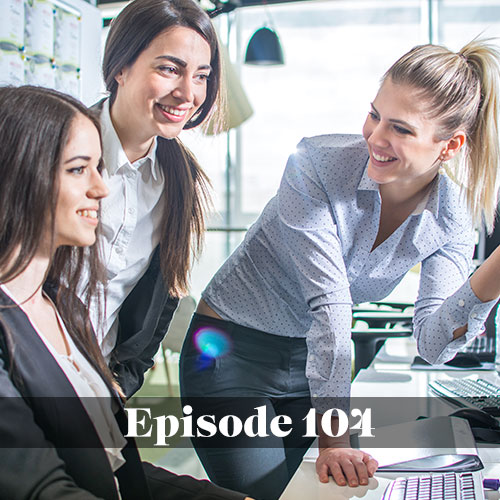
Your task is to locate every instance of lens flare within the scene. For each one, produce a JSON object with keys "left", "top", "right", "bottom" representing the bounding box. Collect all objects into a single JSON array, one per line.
[{"left": 193, "top": 327, "right": 232, "bottom": 359}]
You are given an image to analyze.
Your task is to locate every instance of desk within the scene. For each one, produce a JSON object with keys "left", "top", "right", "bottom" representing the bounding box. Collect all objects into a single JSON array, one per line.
[{"left": 280, "top": 338, "right": 500, "bottom": 500}]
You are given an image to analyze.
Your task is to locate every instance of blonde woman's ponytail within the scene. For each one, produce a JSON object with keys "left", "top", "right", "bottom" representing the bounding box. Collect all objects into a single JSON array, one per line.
[{"left": 459, "top": 40, "right": 500, "bottom": 232}]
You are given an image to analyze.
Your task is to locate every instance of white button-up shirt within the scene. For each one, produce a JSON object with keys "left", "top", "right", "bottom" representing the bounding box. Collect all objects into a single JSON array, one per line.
[{"left": 92, "top": 99, "right": 165, "bottom": 361}]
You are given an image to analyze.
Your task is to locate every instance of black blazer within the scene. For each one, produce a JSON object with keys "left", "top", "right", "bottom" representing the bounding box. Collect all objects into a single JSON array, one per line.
[
  {"left": 112, "top": 247, "right": 179, "bottom": 397},
  {"left": 0, "top": 286, "right": 245, "bottom": 500},
  {"left": 92, "top": 100, "right": 179, "bottom": 398}
]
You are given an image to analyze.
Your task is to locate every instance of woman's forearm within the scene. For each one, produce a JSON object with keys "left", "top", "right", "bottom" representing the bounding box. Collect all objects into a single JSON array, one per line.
[{"left": 470, "top": 245, "right": 500, "bottom": 302}]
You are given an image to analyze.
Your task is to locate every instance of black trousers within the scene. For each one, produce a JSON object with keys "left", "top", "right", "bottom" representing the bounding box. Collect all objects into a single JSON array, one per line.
[{"left": 179, "top": 314, "right": 314, "bottom": 500}]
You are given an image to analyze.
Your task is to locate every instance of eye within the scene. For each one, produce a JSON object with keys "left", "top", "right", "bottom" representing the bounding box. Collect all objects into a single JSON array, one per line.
[
  {"left": 158, "top": 65, "right": 177, "bottom": 75},
  {"left": 195, "top": 72, "right": 211, "bottom": 82},
  {"left": 67, "top": 166, "right": 85, "bottom": 175},
  {"left": 368, "top": 111, "right": 379, "bottom": 121},
  {"left": 97, "top": 159, "right": 104, "bottom": 175},
  {"left": 394, "top": 125, "right": 412, "bottom": 135}
]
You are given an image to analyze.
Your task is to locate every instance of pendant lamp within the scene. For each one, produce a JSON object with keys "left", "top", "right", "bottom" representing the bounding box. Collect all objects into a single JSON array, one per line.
[{"left": 244, "top": 26, "right": 284, "bottom": 65}]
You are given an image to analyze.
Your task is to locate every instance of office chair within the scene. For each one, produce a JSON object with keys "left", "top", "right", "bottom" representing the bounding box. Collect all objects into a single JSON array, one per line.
[
  {"left": 161, "top": 295, "right": 197, "bottom": 396},
  {"left": 353, "top": 300, "right": 414, "bottom": 312},
  {"left": 351, "top": 302, "right": 414, "bottom": 376}
]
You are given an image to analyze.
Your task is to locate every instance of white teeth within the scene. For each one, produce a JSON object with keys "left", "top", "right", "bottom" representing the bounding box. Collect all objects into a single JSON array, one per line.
[
  {"left": 373, "top": 151, "right": 396, "bottom": 162},
  {"left": 158, "top": 103, "right": 186, "bottom": 117},
  {"left": 77, "top": 210, "right": 98, "bottom": 219}
]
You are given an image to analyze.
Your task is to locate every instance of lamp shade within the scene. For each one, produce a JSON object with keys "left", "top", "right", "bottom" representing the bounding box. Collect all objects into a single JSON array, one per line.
[
  {"left": 204, "top": 41, "right": 254, "bottom": 135},
  {"left": 244, "top": 27, "right": 284, "bottom": 65}
]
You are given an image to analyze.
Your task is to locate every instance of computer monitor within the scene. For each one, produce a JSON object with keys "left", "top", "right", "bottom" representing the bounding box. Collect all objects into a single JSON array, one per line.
[
  {"left": 467, "top": 218, "right": 499, "bottom": 363},
  {"left": 461, "top": 299, "right": 499, "bottom": 363}
]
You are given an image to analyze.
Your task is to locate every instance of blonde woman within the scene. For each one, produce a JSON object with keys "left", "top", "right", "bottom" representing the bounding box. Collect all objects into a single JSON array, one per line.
[{"left": 180, "top": 39, "right": 500, "bottom": 500}]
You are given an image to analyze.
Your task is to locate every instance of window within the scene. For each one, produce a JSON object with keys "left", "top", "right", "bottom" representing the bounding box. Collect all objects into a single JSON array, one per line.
[
  {"left": 180, "top": 0, "right": 500, "bottom": 298},
  {"left": 185, "top": 0, "right": 424, "bottom": 297}
]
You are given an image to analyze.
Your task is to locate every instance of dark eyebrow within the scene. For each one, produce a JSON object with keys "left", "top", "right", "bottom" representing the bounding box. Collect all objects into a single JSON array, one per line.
[
  {"left": 64, "top": 155, "right": 90, "bottom": 164},
  {"left": 371, "top": 103, "right": 417, "bottom": 132},
  {"left": 154, "top": 55, "right": 212, "bottom": 72}
]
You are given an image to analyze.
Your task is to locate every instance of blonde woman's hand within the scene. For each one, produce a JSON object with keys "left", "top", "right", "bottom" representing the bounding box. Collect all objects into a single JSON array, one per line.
[{"left": 316, "top": 447, "right": 378, "bottom": 486}]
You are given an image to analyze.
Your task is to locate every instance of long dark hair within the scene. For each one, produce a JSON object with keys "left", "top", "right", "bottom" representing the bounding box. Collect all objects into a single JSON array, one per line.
[
  {"left": 0, "top": 85, "right": 116, "bottom": 391},
  {"left": 103, "top": 0, "right": 220, "bottom": 296}
]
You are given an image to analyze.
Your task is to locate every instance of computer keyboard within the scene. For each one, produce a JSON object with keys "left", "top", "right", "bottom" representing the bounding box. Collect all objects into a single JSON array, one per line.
[
  {"left": 382, "top": 472, "right": 484, "bottom": 500},
  {"left": 462, "top": 336, "right": 495, "bottom": 362},
  {"left": 429, "top": 378, "right": 500, "bottom": 416}
]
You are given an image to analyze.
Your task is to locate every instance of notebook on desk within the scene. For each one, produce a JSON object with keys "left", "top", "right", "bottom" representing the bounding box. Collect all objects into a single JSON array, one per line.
[
  {"left": 354, "top": 419, "right": 483, "bottom": 500},
  {"left": 379, "top": 414, "right": 490, "bottom": 500},
  {"left": 357, "top": 416, "right": 479, "bottom": 470},
  {"left": 303, "top": 416, "right": 479, "bottom": 471}
]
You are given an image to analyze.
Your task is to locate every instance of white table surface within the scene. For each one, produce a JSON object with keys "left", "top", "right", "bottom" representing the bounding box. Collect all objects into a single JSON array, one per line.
[{"left": 280, "top": 338, "right": 500, "bottom": 500}]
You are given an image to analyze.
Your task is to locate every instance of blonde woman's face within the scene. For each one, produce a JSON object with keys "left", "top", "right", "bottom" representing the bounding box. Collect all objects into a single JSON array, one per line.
[{"left": 362, "top": 79, "right": 448, "bottom": 190}]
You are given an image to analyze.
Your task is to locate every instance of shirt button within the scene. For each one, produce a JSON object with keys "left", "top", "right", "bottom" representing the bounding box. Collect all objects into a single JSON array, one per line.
[
  {"left": 458, "top": 299, "right": 465, "bottom": 307},
  {"left": 313, "top": 394, "right": 318, "bottom": 398},
  {"left": 128, "top": 207, "right": 135, "bottom": 214},
  {"left": 127, "top": 172, "right": 135, "bottom": 179},
  {"left": 309, "top": 355, "right": 315, "bottom": 361},
  {"left": 470, "top": 312, "right": 477, "bottom": 319},
  {"left": 116, "top": 247, "right": 123, "bottom": 255}
]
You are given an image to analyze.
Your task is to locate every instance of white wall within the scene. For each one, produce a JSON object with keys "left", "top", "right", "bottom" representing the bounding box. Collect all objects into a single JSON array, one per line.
[
  {"left": 0, "top": 0, "right": 102, "bottom": 106},
  {"left": 61, "top": 0, "right": 103, "bottom": 105}
]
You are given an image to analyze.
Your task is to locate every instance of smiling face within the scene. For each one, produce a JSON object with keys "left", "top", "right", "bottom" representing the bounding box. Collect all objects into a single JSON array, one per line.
[
  {"left": 362, "top": 78, "right": 455, "bottom": 191},
  {"left": 54, "top": 114, "right": 109, "bottom": 248},
  {"left": 112, "top": 26, "right": 212, "bottom": 145}
]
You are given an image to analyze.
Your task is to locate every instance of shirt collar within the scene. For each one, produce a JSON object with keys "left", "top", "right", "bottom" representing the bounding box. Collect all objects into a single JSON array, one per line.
[
  {"left": 417, "top": 173, "right": 440, "bottom": 217},
  {"left": 357, "top": 156, "right": 441, "bottom": 217},
  {"left": 357, "top": 157, "right": 378, "bottom": 192},
  {"left": 101, "top": 99, "right": 160, "bottom": 181}
]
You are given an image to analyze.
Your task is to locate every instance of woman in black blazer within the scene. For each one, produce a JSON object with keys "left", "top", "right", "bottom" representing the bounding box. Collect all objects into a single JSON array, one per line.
[
  {"left": 0, "top": 86, "right": 248, "bottom": 500},
  {"left": 91, "top": 0, "right": 224, "bottom": 397}
]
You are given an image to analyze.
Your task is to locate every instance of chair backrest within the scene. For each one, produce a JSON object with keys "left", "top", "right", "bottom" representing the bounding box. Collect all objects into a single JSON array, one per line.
[{"left": 163, "top": 295, "right": 197, "bottom": 353}]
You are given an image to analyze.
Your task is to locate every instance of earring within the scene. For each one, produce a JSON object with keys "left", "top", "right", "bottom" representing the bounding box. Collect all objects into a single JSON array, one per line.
[{"left": 438, "top": 151, "right": 447, "bottom": 174}]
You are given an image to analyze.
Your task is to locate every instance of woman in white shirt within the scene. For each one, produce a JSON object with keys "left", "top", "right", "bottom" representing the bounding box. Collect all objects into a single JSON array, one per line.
[
  {"left": 87, "top": 0, "right": 223, "bottom": 397},
  {"left": 0, "top": 85, "right": 249, "bottom": 500}
]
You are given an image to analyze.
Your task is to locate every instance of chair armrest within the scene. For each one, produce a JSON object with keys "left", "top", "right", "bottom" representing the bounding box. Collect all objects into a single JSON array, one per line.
[
  {"left": 351, "top": 327, "right": 412, "bottom": 375},
  {"left": 352, "top": 311, "right": 413, "bottom": 328}
]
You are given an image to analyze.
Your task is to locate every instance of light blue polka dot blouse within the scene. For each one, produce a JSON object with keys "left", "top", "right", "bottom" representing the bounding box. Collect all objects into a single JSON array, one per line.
[{"left": 203, "top": 134, "right": 497, "bottom": 410}]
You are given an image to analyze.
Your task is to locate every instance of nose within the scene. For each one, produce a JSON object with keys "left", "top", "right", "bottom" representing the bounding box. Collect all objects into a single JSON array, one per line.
[
  {"left": 367, "top": 120, "right": 389, "bottom": 148},
  {"left": 172, "top": 76, "right": 194, "bottom": 103},
  {"left": 88, "top": 170, "right": 109, "bottom": 200}
]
